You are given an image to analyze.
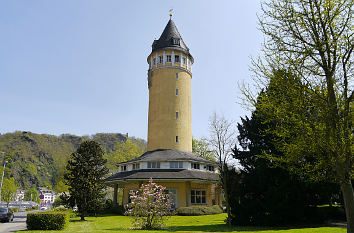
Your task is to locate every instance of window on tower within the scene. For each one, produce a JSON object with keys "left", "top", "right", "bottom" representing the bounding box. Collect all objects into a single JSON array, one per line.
[
  {"left": 176, "top": 111, "right": 179, "bottom": 119},
  {"left": 172, "top": 38, "right": 180, "bottom": 45},
  {"left": 176, "top": 136, "right": 179, "bottom": 143},
  {"left": 159, "top": 56, "right": 163, "bottom": 64},
  {"left": 152, "top": 58, "right": 156, "bottom": 65},
  {"left": 182, "top": 57, "right": 186, "bottom": 65},
  {"left": 166, "top": 55, "right": 171, "bottom": 62},
  {"left": 175, "top": 55, "right": 180, "bottom": 63},
  {"left": 176, "top": 72, "right": 178, "bottom": 80},
  {"left": 176, "top": 89, "right": 178, "bottom": 96}
]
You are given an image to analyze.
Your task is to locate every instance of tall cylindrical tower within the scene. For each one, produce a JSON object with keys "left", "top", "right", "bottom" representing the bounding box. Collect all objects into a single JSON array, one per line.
[{"left": 147, "top": 19, "right": 194, "bottom": 152}]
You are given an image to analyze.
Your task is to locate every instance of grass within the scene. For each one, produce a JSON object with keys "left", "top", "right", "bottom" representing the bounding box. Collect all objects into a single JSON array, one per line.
[{"left": 18, "top": 213, "right": 346, "bottom": 233}]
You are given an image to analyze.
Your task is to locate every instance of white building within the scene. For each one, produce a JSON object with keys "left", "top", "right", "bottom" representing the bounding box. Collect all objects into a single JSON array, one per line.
[
  {"left": 14, "top": 190, "right": 25, "bottom": 202},
  {"left": 38, "top": 187, "right": 56, "bottom": 203}
]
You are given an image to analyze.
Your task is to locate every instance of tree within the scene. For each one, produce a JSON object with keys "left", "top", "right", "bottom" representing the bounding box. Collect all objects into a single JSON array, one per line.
[
  {"left": 231, "top": 109, "right": 341, "bottom": 225},
  {"left": 2, "top": 178, "right": 17, "bottom": 207},
  {"left": 64, "top": 141, "right": 108, "bottom": 221},
  {"left": 241, "top": 1, "right": 354, "bottom": 231},
  {"left": 24, "top": 187, "right": 40, "bottom": 203},
  {"left": 125, "top": 178, "right": 171, "bottom": 230},
  {"left": 54, "top": 180, "right": 68, "bottom": 194},
  {"left": 207, "top": 112, "right": 236, "bottom": 227},
  {"left": 105, "top": 138, "right": 146, "bottom": 172},
  {"left": 192, "top": 137, "right": 216, "bottom": 162}
]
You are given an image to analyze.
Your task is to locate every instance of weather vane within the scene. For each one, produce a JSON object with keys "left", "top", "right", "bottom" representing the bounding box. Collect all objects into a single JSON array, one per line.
[{"left": 169, "top": 9, "right": 173, "bottom": 19}]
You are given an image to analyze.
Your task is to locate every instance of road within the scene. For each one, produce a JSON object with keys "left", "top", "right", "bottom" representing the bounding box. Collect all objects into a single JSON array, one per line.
[{"left": 0, "top": 211, "right": 34, "bottom": 233}]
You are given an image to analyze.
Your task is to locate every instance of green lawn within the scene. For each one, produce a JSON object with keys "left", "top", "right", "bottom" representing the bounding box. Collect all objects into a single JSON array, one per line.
[{"left": 19, "top": 213, "right": 346, "bottom": 233}]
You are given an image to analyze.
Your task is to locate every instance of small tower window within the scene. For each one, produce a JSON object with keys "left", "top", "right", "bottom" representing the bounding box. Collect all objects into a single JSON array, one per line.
[
  {"left": 175, "top": 55, "right": 180, "bottom": 63},
  {"left": 176, "top": 89, "right": 178, "bottom": 96},
  {"left": 159, "top": 56, "right": 163, "bottom": 64},
  {"left": 152, "top": 58, "right": 156, "bottom": 65},
  {"left": 176, "top": 136, "right": 179, "bottom": 143},
  {"left": 172, "top": 38, "right": 180, "bottom": 45},
  {"left": 176, "top": 111, "right": 179, "bottom": 119},
  {"left": 176, "top": 72, "right": 178, "bottom": 80},
  {"left": 182, "top": 57, "right": 186, "bottom": 65},
  {"left": 166, "top": 55, "right": 171, "bottom": 62}
]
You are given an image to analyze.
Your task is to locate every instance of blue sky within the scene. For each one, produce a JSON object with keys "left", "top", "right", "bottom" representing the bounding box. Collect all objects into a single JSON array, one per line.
[{"left": 0, "top": 1, "right": 263, "bottom": 140}]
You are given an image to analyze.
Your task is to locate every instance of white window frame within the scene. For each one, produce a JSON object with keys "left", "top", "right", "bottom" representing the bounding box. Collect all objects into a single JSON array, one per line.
[
  {"left": 147, "top": 161, "right": 160, "bottom": 168},
  {"left": 191, "top": 189, "right": 206, "bottom": 204},
  {"left": 166, "top": 55, "right": 172, "bottom": 62},
  {"left": 175, "top": 55, "right": 180, "bottom": 63},
  {"left": 165, "top": 188, "right": 178, "bottom": 208},
  {"left": 170, "top": 161, "right": 183, "bottom": 169},
  {"left": 192, "top": 163, "right": 200, "bottom": 170}
]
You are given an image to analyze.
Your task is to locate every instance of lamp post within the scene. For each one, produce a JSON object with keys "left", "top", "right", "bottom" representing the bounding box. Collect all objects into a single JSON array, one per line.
[{"left": 0, "top": 152, "right": 7, "bottom": 203}]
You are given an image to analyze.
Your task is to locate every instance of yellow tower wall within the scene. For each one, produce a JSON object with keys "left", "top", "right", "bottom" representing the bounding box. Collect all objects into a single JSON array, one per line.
[{"left": 147, "top": 50, "right": 192, "bottom": 152}]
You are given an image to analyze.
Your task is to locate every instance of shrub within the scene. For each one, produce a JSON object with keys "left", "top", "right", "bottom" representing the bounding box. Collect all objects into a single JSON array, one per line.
[
  {"left": 26, "top": 212, "right": 69, "bottom": 230},
  {"left": 9, "top": 208, "right": 18, "bottom": 213},
  {"left": 52, "top": 206, "right": 68, "bottom": 212},
  {"left": 105, "top": 204, "right": 125, "bottom": 215},
  {"left": 125, "top": 178, "right": 171, "bottom": 229},
  {"left": 176, "top": 205, "right": 223, "bottom": 216}
]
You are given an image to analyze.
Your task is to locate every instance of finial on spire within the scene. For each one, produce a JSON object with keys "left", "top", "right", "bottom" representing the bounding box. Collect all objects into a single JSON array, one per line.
[{"left": 169, "top": 9, "right": 173, "bottom": 19}]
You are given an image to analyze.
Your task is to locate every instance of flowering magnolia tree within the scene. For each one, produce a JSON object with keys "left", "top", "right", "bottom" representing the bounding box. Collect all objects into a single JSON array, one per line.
[{"left": 125, "top": 178, "right": 172, "bottom": 229}]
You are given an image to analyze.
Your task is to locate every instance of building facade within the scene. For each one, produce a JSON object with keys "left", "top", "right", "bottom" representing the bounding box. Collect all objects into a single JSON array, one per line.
[{"left": 106, "top": 16, "right": 221, "bottom": 208}]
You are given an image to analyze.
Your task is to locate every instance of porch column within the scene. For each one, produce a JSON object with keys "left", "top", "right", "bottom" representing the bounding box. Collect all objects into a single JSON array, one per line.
[
  {"left": 113, "top": 184, "right": 118, "bottom": 207},
  {"left": 186, "top": 181, "right": 191, "bottom": 206}
]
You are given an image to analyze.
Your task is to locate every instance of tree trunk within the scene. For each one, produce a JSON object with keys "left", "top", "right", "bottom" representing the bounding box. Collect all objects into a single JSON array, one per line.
[
  {"left": 222, "top": 165, "right": 231, "bottom": 227},
  {"left": 80, "top": 211, "right": 85, "bottom": 221},
  {"left": 341, "top": 180, "right": 354, "bottom": 233}
]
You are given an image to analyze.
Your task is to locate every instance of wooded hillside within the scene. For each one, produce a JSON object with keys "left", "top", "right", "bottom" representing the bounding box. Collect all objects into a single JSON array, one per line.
[{"left": 0, "top": 131, "right": 146, "bottom": 191}]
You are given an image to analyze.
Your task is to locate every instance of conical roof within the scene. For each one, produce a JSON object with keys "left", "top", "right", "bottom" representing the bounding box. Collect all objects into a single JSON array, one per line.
[{"left": 151, "top": 19, "right": 190, "bottom": 54}]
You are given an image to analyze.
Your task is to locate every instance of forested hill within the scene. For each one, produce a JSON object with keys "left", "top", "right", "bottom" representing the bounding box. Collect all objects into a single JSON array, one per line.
[{"left": 0, "top": 131, "right": 146, "bottom": 191}]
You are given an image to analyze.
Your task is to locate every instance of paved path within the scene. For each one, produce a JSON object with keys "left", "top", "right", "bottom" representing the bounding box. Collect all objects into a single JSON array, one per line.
[{"left": 0, "top": 211, "right": 36, "bottom": 233}]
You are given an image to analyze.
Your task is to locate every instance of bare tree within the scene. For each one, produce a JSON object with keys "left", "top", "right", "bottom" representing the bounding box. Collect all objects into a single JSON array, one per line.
[{"left": 207, "top": 112, "right": 236, "bottom": 227}]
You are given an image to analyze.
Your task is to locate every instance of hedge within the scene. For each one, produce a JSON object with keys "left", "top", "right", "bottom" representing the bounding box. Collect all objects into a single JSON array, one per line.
[
  {"left": 26, "top": 211, "right": 69, "bottom": 230},
  {"left": 176, "top": 205, "right": 223, "bottom": 216}
]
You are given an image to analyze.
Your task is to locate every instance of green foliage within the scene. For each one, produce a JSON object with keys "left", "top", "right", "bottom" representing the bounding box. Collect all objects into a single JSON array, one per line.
[
  {"left": 176, "top": 205, "right": 223, "bottom": 216},
  {"left": 54, "top": 180, "right": 68, "bottom": 193},
  {"left": 105, "top": 138, "right": 146, "bottom": 172},
  {"left": 2, "top": 177, "right": 17, "bottom": 205},
  {"left": 0, "top": 132, "right": 145, "bottom": 190},
  {"left": 192, "top": 138, "right": 215, "bottom": 162},
  {"left": 64, "top": 141, "right": 109, "bottom": 221},
  {"left": 26, "top": 211, "right": 69, "bottom": 230},
  {"left": 245, "top": 0, "right": 354, "bottom": 230},
  {"left": 24, "top": 187, "right": 40, "bottom": 203},
  {"left": 9, "top": 208, "right": 18, "bottom": 213},
  {"left": 230, "top": 108, "right": 342, "bottom": 226}
]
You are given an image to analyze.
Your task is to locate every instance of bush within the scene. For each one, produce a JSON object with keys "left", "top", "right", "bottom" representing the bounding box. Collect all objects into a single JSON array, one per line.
[
  {"left": 9, "top": 208, "right": 18, "bottom": 213},
  {"left": 26, "top": 212, "right": 69, "bottom": 230},
  {"left": 52, "top": 206, "right": 68, "bottom": 212},
  {"left": 176, "top": 205, "right": 223, "bottom": 216},
  {"left": 105, "top": 204, "right": 125, "bottom": 215}
]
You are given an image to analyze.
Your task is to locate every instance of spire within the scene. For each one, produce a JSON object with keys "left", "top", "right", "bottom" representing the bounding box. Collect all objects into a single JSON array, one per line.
[{"left": 151, "top": 19, "right": 190, "bottom": 53}]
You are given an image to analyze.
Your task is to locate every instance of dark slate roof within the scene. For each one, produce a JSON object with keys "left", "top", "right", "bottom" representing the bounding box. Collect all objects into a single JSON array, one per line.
[
  {"left": 151, "top": 19, "right": 191, "bottom": 56},
  {"left": 119, "top": 149, "right": 217, "bottom": 165},
  {"left": 106, "top": 169, "right": 219, "bottom": 182}
]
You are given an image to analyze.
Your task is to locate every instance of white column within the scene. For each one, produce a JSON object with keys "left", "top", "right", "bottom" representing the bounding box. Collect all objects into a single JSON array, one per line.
[
  {"left": 155, "top": 52, "right": 158, "bottom": 67},
  {"left": 171, "top": 50, "right": 175, "bottom": 66},
  {"left": 163, "top": 51, "right": 166, "bottom": 65}
]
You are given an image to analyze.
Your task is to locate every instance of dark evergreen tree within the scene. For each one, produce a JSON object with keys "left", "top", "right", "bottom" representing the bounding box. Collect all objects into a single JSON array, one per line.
[
  {"left": 229, "top": 110, "right": 341, "bottom": 226},
  {"left": 63, "top": 141, "right": 109, "bottom": 220}
]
